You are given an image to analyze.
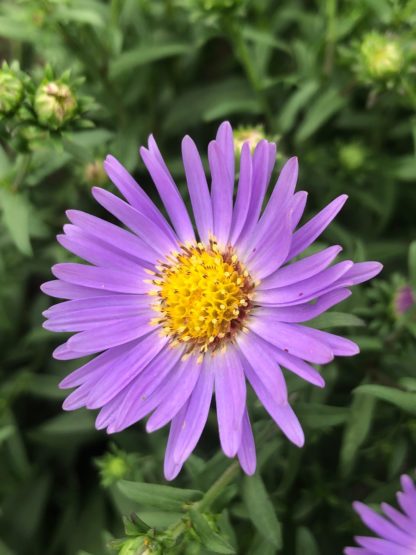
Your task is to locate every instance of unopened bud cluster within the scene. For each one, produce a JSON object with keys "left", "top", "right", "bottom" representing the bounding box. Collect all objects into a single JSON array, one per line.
[
  {"left": 0, "top": 64, "right": 24, "bottom": 115},
  {"left": 34, "top": 80, "right": 77, "bottom": 130},
  {"left": 359, "top": 32, "right": 404, "bottom": 81},
  {"left": 0, "top": 62, "right": 93, "bottom": 152}
]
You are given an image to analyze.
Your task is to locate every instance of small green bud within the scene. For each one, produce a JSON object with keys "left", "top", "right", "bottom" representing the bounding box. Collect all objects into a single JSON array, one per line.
[
  {"left": 118, "top": 537, "right": 145, "bottom": 555},
  {"left": 233, "top": 125, "right": 266, "bottom": 154},
  {"left": 360, "top": 33, "right": 404, "bottom": 80},
  {"left": 83, "top": 159, "right": 107, "bottom": 187},
  {"left": 34, "top": 81, "right": 77, "bottom": 130},
  {"left": 338, "top": 142, "right": 367, "bottom": 171},
  {"left": 0, "top": 69, "right": 24, "bottom": 115}
]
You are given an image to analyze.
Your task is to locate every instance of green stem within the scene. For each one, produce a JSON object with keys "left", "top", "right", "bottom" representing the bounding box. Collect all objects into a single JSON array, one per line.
[
  {"left": 324, "top": 0, "right": 337, "bottom": 75},
  {"left": 12, "top": 153, "right": 31, "bottom": 191},
  {"left": 196, "top": 461, "right": 240, "bottom": 512},
  {"left": 225, "top": 19, "right": 273, "bottom": 129},
  {"left": 164, "top": 461, "right": 240, "bottom": 551}
]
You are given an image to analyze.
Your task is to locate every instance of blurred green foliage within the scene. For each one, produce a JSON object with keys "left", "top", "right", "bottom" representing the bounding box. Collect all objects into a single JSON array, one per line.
[{"left": 0, "top": 0, "right": 416, "bottom": 554}]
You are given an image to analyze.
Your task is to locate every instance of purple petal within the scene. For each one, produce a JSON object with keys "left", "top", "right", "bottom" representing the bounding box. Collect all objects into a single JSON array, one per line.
[
  {"left": 398, "top": 491, "right": 416, "bottom": 523},
  {"left": 52, "top": 263, "right": 151, "bottom": 294},
  {"left": 104, "top": 154, "right": 172, "bottom": 234},
  {"left": 256, "top": 260, "right": 353, "bottom": 306},
  {"left": 58, "top": 227, "right": 145, "bottom": 274},
  {"left": 84, "top": 332, "right": 167, "bottom": 409},
  {"left": 209, "top": 140, "right": 233, "bottom": 246},
  {"left": 260, "top": 289, "right": 351, "bottom": 323},
  {"left": 257, "top": 156, "right": 298, "bottom": 233},
  {"left": 41, "top": 280, "right": 113, "bottom": 300},
  {"left": 44, "top": 295, "right": 150, "bottom": 332},
  {"left": 146, "top": 356, "right": 201, "bottom": 432},
  {"left": 353, "top": 502, "right": 413, "bottom": 546},
  {"left": 300, "top": 326, "right": 359, "bottom": 356},
  {"left": 59, "top": 340, "right": 138, "bottom": 389},
  {"left": 381, "top": 502, "right": 415, "bottom": 536},
  {"left": 249, "top": 315, "right": 334, "bottom": 364},
  {"left": 229, "top": 142, "right": 253, "bottom": 244},
  {"left": 236, "top": 141, "right": 272, "bottom": 246},
  {"left": 268, "top": 345, "right": 325, "bottom": 388},
  {"left": 355, "top": 536, "right": 410, "bottom": 555},
  {"left": 237, "top": 410, "right": 256, "bottom": 476},
  {"left": 236, "top": 332, "right": 288, "bottom": 404},
  {"left": 141, "top": 137, "right": 195, "bottom": 243},
  {"left": 67, "top": 316, "right": 157, "bottom": 355},
  {"left": 242, "top": 353, "right": 304, "bottom": 447},
  {"left": 215, "top": 121, "right": 235, "bottom": 186},
  {"left": 291, "top": 191, "right": 308, "bottom": 230},
  {"left": 259, "top": 245, "right": 342, "bottom": 291},
  {"left": 333, "top": 262, "right": 383, "bottom": 287},
  {"left": 43, "top": 294, "right": 149, "bottom": 319},
  {"left": 92, "top": 187, "right": 178, "bottom": 256},
  {"left": 245, "top": 214, "right": 292, "bottom": 280},
  {"left": 213, "top": 347, "right": 246, "bottom": 457},
  {"left": 172, "top": 365, "right": 214, "bottom": 465},
  {"left": 104, "top": 344, "right": 185, "bottom": 432},
  {"left": 181, "top": 135, "right": 213, "bottom": 243},
  {"left": 66, "top": 209, "right": 157, "bottom": 264},
  {"left": 164, "top": 403, "right": 188, "bottom": 481},
  {"left": 287, "top": 194, "right": 348, "bottom": 260}
]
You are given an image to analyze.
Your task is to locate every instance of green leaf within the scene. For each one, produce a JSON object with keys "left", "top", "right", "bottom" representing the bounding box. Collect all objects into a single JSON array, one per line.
[
  {"left": 189, "top": 509, "right": 236, "bottom": 554},
  {"left": 409, "top": 241, "right": 416, "bottom": 289},
  {"left": 354, "top": 384, "right": 416, "bottom": 415},
  {"left": 0, "top": 425, "right": 14, "bottom": 445},
  {"left": 117, "top": 480, "right": 202, "bottom": 511},
  {"left": 308, "top": 312, "right": 364, "bottom": 330},
  {"left": 0, "top": 537, "right": 13, "bottom": 555},
  {"left": 339, "top": 393, "right": 375, "bottom": 478},
  {"left": 295, "top": 88, "right": 345, "bottom": 142},
  {"left": 109, "top": 43, "right": 190, "bottom": 78},
  {"left": 0, "top": 189, "right": 32, "bottom": 255},
  {"left": 54, "top": 4, "right": 105, "bottom": 27},
  {"left": 296, "top": 527, "right": 320, "bottom": 555},
  {"left": 295, "top": 403, "right": 349, "bottom": 429},
  {"left": 33, "top": 410, "right": 96, "bottom": 436},
  {"left": 278, "top": 81, "right": 320, "bottom": 133},
  {"left": 242, "top": 474, "right": 282, "bottom": 548},
  {"left": 242, "top": 27, "right": 289, "bottom": 51}
]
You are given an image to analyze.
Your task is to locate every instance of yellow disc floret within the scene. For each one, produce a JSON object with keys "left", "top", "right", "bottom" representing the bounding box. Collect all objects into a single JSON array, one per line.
[{"left": 149, "top": 240, "right": 255, "bottom": 356}]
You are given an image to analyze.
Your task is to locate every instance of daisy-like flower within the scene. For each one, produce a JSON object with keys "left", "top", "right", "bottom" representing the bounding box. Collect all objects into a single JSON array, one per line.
[
  {"left": 345, "top": 474, "right": 416, "bottom": 554},
  {"left": 42, "top": 122, "right": 382, "bottom": 480}
]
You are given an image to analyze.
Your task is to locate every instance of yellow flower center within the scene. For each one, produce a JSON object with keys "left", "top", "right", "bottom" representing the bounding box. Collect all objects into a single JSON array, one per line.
[{"left": 149, "top": 241, "right": 255, "bottom": 356}]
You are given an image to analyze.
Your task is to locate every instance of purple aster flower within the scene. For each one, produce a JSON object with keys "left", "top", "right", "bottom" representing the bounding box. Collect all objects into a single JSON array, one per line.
[
  {"left": 345, "top": 474, "right": 416, "bottom": 554},
  {"left": 394, "top": 284, "right": 414, "bottom": 316},
  {"left": 42, "top": 121, "right": 382, "bottom": 480}
]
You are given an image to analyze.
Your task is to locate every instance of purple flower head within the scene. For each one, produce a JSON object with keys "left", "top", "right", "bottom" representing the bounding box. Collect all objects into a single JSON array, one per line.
[
  {"left": 345, "top": 474, "right": 416, "bottom": 554},
  {"left": 42, "top": 121, "right": 382, "bottom": 480},
  {"left": 394, "top": 284, "right": 414, "bottom": 316}
]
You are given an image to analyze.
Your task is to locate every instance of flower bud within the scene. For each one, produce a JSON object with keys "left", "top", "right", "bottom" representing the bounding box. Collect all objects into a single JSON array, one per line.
[
  {"left": 0, "top": 68, "right": 24, "bottom": 115},
  {"left": 34, "top": 81, "right": 77, "bottom": 129},
  {"left": 360, "top": 33, "right": 404, "bottom": 80},
  {"left": 233, "top": 125, "right": 266, "bottom": 154},
  {"left": 118, "top": 537, "right": 145, "bottom": 555},
  {"left": 338, "top": 142, "right": 366, "bottom": 172},
  {"left": 83, "top": 159, "right": 107, "bottom": 187},
  {"left": 393, "top": 285, "right": 414, "bottom": 317}
]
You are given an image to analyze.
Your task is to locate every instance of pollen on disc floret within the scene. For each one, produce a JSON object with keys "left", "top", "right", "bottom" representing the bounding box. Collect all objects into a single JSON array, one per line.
[{"left": 148, "top": 238, "right": 255, "bottom": 356}]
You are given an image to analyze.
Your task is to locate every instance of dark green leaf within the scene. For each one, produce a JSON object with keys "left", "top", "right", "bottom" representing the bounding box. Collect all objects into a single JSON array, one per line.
[
  {"left": 189, "top": 509, "right": 236, "bottom": 554},
  {"left": 242, "top": 474, "right": 282, "bottom": 548},
  {"left": 117, "top": 480, "right": 202, "bottom": 511},
  {"left": 354, "top": 385, "right": 416, "bottom": 415}
]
